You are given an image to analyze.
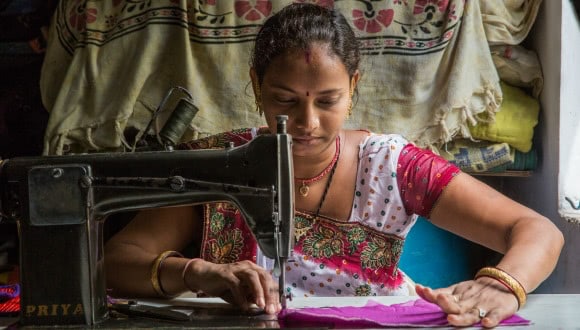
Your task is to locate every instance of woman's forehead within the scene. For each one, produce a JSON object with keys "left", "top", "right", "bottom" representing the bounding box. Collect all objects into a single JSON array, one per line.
[{"left": 268, "top": 44, "right": 345, "bottom": 72}]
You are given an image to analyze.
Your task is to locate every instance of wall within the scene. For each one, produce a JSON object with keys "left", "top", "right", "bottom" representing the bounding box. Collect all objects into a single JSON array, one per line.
[{"left": 559, "top": 2, "right": 580, "bottom": 222}]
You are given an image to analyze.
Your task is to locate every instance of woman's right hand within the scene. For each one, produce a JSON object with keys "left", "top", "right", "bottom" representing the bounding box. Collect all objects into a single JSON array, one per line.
[{"left": 183, "top": 259, "right": 282, "bottom": 315}]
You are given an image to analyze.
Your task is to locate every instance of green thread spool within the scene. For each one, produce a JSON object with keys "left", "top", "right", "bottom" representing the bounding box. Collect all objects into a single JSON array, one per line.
[{"left": 159, "top": 98, "right": 199, "bottom": 147}]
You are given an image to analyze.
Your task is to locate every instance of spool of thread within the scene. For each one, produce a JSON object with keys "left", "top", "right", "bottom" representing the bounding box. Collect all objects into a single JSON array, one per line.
[{"left": 159, "top": 98, "right": 199, "bottom": 146}]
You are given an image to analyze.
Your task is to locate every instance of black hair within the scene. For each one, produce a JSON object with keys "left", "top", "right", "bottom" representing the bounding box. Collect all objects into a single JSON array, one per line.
[{"left": 251, "top": 3, "right": 360, "bottom": 85}]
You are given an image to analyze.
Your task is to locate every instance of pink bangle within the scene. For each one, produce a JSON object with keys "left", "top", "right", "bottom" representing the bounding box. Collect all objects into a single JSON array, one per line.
[{"left": 181, "top": 258, "right": 202, "bottom": 292}]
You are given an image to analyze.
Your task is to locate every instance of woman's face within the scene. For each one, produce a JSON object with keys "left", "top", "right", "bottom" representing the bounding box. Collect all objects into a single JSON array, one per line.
[{"left": 253, "top": 43, "right": 358, "bottom": 157}]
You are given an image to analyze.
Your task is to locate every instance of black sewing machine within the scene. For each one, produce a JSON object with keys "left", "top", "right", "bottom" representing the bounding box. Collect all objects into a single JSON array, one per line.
[{"left": 0, "top": 115, "right": 294, "bottom": 326}]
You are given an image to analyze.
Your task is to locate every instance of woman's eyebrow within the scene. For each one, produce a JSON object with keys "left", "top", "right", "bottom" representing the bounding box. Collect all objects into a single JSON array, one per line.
[
  {"left": 317, "top": 88, "right": 345, "bottom": 95},
  {"left": 268, "top": 84, "right": 345, "bottom": 95}
]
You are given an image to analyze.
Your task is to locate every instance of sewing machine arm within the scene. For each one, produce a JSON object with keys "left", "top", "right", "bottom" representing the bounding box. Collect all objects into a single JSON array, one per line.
[{"left": 0, "top": 125, "right": 294, "bottom": 325}]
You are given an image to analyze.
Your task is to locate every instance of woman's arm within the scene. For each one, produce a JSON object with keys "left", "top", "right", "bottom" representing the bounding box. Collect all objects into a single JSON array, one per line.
[
  {"left": 104, "top": 205, "right": 201, "bottom": 297},
  {"left": 104, "top": 205, "right": 282, "bottom": 314},
  {"left": 430, "top": 173, "right": 563, "bottom": 292},
  {"left": 418, "top": 173, "right": 564, "bottom": 327}
]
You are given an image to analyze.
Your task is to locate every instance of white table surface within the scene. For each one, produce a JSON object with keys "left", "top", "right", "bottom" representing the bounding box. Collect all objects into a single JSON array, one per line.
[{"left": 1, "top": 294, "right": 578, "bottom": 329}]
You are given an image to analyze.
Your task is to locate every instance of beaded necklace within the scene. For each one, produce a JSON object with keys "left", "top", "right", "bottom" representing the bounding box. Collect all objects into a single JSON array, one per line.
[{"left": 295, "top": 136, "right": 340, "bottom": 197}]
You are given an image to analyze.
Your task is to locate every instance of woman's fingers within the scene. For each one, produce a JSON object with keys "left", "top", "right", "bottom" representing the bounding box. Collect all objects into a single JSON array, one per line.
[
  {"left": 418, "top": 284, "right": 484, "bottom": 327},
  {"left": 184, "top": 260, "right": 281, "bottom": 314},
  {"left": 237, "top": 266, "right": 265, "bottom": 306},
  {"left": 261, "top": 273, "right": 281, "bottom": 314},
  {"left": 218, "top": 270, "right": 248, "bottom": 309},
  {"left": 236, "top": 261, "right": 281, "bottom": 314},
  {"left": 418, "top": 280, "right": 520, "bottom": 328},
  {"left": 416, "top": 284, "right": 460, "bottom": 314},
  {"left": 208, "top": 261, "right": 280, "bottom": 314}
]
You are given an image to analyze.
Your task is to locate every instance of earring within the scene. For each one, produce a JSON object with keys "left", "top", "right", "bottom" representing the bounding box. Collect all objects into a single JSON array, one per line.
[
  {"left": 346, "top": 89, "right": 354, "bottom": 118},
  {"left": 347, "top": 100, "right": 353, "bottom": 118},
  {"left": 254, "top": 83, "right": 263, "bottom": 116}
]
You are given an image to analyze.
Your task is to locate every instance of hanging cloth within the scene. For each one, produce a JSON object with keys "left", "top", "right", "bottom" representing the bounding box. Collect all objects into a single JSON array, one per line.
[{"left": 40, "top": 0, "right": 501, "bottom": 155}]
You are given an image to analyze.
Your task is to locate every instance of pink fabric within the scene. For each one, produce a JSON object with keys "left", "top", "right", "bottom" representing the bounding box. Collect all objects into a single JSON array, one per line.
[{"left": 278, "top": 299, "right": 530, "bottom": 328}]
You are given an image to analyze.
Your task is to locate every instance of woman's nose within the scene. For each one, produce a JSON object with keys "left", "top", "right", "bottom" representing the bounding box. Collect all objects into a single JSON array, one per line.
[{"left": 294, "top": 102, "right": 319, "bottom": 131}]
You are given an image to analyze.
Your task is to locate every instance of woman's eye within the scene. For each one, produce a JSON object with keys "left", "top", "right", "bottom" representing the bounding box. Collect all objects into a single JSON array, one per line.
[
  {"left": 275, "top": 98, "right": 295, "bottom": 104},
  {"left": 318, "top": 99, "right": 339, "bottom": 106}
]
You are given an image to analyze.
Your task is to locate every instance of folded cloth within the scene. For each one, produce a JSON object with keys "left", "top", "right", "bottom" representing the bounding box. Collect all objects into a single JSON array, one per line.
[
  {"left": 0, "top": 284, "right": 19, "bottom": 315},
  {"left": 469, "top": 81, "right": 539, "bottom": 153},
  {"left": 491, "top": 45, "right": 543, "bottom": 98},
  {"left": 279, "top": 299, "right": 530, "bottom": 328},
  {"left": 441, "top": 139, "right": 514, "bottom": 173},
  {"left": 490, "top": 148, "right": 538, "bottom": 172},
  {"left": 480, "top": 0, "right": 542, "bottom": 45}
]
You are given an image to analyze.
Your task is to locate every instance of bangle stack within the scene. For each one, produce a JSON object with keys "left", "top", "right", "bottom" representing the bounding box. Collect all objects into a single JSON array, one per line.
[
  {"left": 475, "top": 266, "right": 527, "bottom": 310},
  {"left": 150, "top": 250, "right": 183, "bottom": 298}
]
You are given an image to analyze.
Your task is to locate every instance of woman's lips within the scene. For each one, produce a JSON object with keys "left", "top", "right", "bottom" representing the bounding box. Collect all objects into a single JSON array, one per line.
[{"left": 292, "top": 136, "right": 319, "bottom": 146}]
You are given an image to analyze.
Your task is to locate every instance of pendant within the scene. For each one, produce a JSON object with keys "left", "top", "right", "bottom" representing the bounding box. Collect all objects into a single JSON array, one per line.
[{"left": 299, "top": 182, "right": 309, "bottom": 197}]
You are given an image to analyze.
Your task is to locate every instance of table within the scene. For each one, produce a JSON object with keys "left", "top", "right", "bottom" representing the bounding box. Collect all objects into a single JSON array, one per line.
[
  {"left": 1, "top": 294, "right": 578, "bottom": 329},
  {"left": 281, "top": 294, "right": 579, "bottom": 329}
]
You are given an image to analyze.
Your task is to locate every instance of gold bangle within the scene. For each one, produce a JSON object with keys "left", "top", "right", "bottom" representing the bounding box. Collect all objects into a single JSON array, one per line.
[
  {"left": 475, "top": 266, "right": 527, "bottom": 309},
  {"left": 151, "top": 250, "right": 183, "bottom": 298}
]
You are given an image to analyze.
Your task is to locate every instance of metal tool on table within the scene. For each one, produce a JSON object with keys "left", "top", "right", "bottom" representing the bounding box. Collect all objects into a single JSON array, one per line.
[
  {"left": 0, "top": 88, "right": 295, "bottom": 326},
  {"left": 108, "top": 299, "right": 193, "bottom": 322}
]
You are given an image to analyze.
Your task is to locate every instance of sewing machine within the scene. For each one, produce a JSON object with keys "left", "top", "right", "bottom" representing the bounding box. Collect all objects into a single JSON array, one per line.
[{"left": 0, "top": 115, "right": 295, "bottom": 326}]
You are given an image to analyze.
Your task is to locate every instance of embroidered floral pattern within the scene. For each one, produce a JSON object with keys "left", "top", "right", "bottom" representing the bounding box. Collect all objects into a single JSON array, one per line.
[
  {"left": 355, "top": 284, "right": 372, "bottom": 296},
  {"left": 361, "top": 235, "right": 403, "bottom": 271},
  {"left": 352, "top": 7, "right": 394, "bottom": 33},
  {"left": 389, "top": 0, "right": 456, "bottom": 38},
  {"left": 209, "top": 211, "right": 225, "bottom": 233},
  {"left": 413, "top": 0, "right": 449, "bottom": 15},
  {"left": 193, "top": 0, "right": 230, "bottom": 25},
  {"left": 121, "top": 0, "right": 154, "bottom": 14},
  {"left": 346, "top": 227, "right": 366, "bottom": 254},
  {"left": 292, "top": 211, "right": 405, "bottom": 290},
  {"left": 445, "top": 2, "right": 460, "bottom": 20},
  {"left": 294, "top": 216, "right": 313, "bottom": 242},
  {"left": 57, "top": 1, "right": 463, "bottom": 57},
  {"left": 202, "top": 203, "right": 258, "bottom": 264},
  {"left": 302, "top": 224, "right": 344, "bottom": 258},
  {"left": 234, "top": 0, "right": 272, "bottom": 21},
  {"left": 347, "top": 0, "right": 463, "bottom": 55},
  {"left": 68, "top": 1, "right": 98, "bottom": 32},
  {"left": 209, "top": 209, "right": 236, "bottom": 234},
  {"left": 208, "top": 229, "right": 244, "bottom": 264}
]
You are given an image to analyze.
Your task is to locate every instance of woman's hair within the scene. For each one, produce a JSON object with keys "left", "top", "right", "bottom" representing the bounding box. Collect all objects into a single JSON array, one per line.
[{"left": 251, "top": 3, "right": 360, "bottom": 84}]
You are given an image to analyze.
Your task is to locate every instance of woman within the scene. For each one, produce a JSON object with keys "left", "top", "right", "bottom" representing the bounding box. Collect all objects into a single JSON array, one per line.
[{"left": 104, "top": 3, "right": 564, "bottom": 327}]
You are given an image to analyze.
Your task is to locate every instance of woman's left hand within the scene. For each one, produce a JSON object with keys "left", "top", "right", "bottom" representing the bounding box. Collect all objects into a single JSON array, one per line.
[{"left": 415, "top": 277, "right": 520, "bottom": 328}]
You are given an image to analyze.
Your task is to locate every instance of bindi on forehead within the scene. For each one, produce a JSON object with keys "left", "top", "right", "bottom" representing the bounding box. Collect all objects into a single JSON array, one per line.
[{"left": 304, "top": 50, "right": 311, "bottom": 64}]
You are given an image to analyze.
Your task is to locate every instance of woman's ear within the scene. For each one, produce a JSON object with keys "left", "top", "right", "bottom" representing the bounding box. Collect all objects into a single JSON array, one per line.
[{"left": 351, "top": 70, "right": 361, "bottom": 90}]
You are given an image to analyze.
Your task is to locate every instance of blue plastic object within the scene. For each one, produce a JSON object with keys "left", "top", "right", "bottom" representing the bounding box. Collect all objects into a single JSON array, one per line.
[{"left": 399, "top": 217, "right": 479, "bottom": 289}]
